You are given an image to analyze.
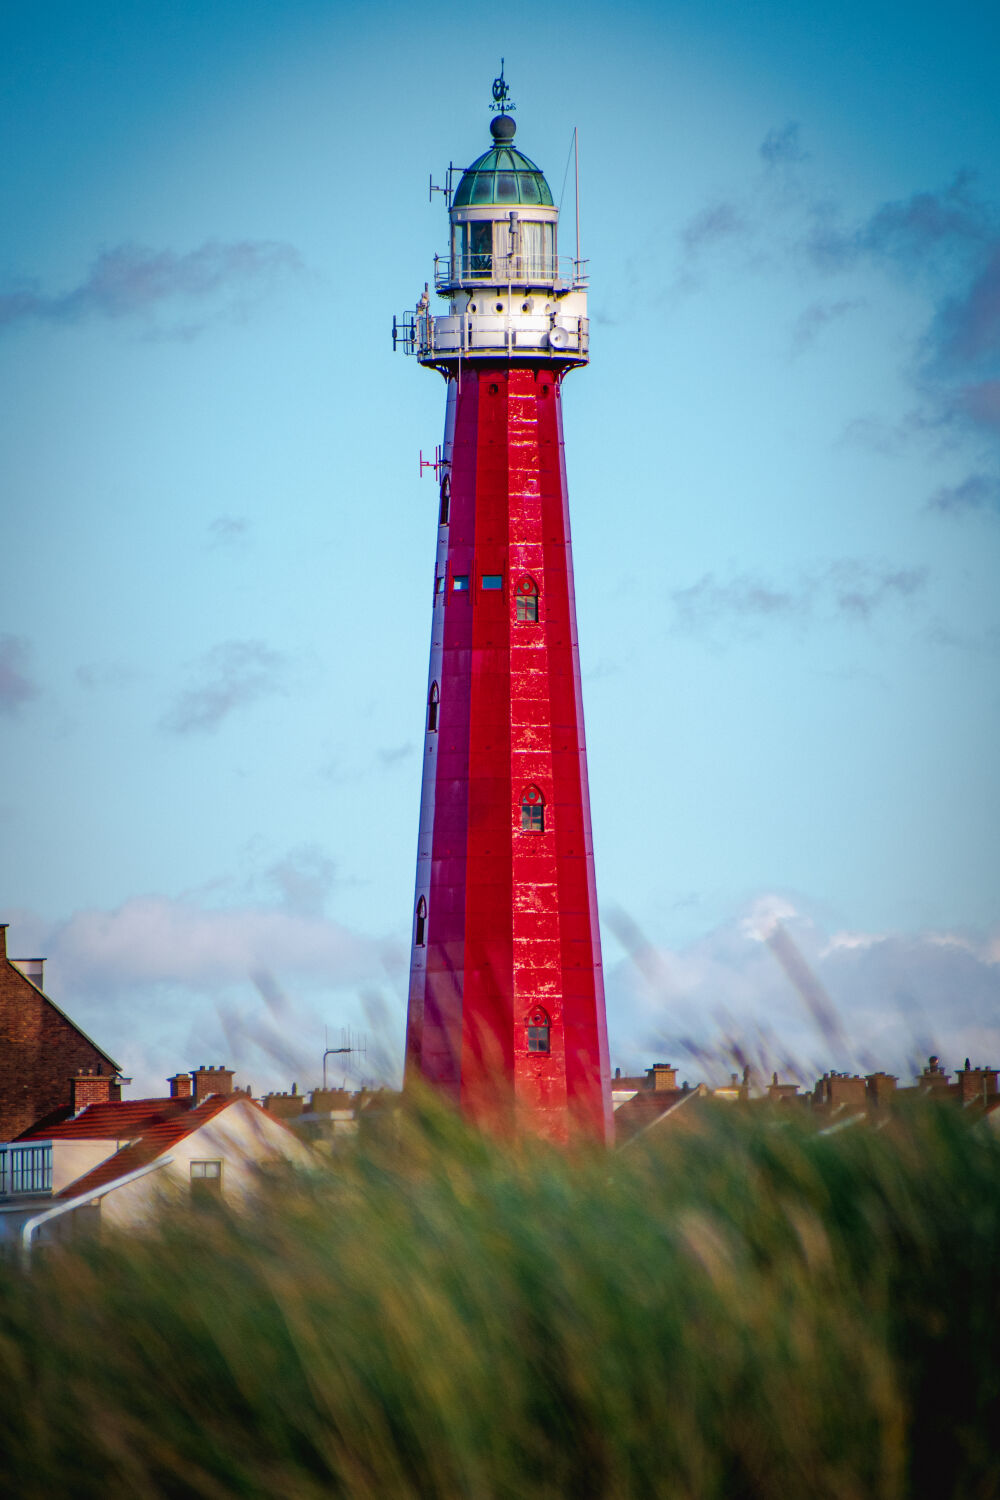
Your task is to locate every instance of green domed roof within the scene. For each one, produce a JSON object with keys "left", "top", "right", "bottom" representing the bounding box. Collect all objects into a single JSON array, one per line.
[{"left": 452, "top": 145, "right": 554, "bottom": 209}]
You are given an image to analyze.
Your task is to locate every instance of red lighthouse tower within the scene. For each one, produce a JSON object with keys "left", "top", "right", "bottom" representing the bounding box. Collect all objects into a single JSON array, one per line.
[{"left": 397, "top": 75, "right": 611, "bottom": 1143}]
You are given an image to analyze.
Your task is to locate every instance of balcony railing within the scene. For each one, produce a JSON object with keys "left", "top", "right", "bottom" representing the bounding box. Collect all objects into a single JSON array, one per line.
[
  {"left": 0, "top": 1143, "right": 53, "bottom": 1196},
  {"left": 434, "top": 254, "right": 588, "bottom": 292}
]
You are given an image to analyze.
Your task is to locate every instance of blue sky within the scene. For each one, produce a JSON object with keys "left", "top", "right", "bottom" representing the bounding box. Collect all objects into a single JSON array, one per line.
[{"left": 2, "top": 0, "right": 998, "bottom": 1096}]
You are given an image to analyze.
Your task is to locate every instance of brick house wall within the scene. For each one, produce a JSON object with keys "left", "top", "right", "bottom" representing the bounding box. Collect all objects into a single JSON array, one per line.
[{"left": 0, "top": 925, "right": 120, "bottom": 1140}]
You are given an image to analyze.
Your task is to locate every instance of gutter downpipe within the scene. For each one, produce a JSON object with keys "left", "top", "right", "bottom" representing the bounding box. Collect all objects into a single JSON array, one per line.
[{"left": 20, "top": 1155, "right": 174, "bottom": 1268}]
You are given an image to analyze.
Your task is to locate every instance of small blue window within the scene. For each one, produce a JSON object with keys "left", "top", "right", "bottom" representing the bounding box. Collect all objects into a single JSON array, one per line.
[
  {"left": 435, "top": 577, "right": 445, "bottom": 594},
  {"left": 453, "top": 575, "right": 469, "bottom": 592},
  {"left": 481, "top": 574, "right": 503, "bottom": 590}
]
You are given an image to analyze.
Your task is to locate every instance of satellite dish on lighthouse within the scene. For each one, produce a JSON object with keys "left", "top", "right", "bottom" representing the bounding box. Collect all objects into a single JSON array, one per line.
[{"left": 548, "top": 325, "right": 570, "bottom": 350}]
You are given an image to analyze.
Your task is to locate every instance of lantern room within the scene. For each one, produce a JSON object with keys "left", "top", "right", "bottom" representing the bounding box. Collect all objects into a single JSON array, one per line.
[{"left": 443, "top": 114, "right": 560, "bottom": 289}]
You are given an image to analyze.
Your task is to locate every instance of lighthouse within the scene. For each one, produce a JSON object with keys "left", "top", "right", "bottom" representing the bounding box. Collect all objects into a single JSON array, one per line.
[{"left": 395, "top": 72, "right": 612, "bottom": 1143}]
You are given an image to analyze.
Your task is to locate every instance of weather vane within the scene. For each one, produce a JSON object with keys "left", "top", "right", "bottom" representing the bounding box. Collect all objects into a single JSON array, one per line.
[{"left": 490, "top": 59, "right": 515, "bottom": 115}]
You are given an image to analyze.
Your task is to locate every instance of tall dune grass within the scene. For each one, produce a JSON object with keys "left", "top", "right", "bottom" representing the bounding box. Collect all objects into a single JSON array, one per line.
[{"left": 0, "top": 1101, "right": 997, "bottom": 1499}]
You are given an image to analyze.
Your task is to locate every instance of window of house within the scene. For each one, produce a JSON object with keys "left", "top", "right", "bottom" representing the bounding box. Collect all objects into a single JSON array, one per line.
[
  {"left": 453, "top": 575, "right": 469, "bottom": 592},
  {"left": 439, "top": 474, "right": 450, "bottom": 525},
  {"left": 436, "top": 576, "right": 445, "bottom": 598},
  {"left": 481, "top": 574, "right": 503, "bottom": 590},
  {"left": 427, "top": 682, "right": 439, "bottom": 732},
  {"left": 516, "top": 576, "right": 539, "bottom": 622},
  {"left": 1, "top": 1144, "right": 52, "bottom": 1195},
  {"left": 415, "top": 896, "right": 427, "bottom": 947},
  {"left": 190, "top": 1160, "right": 222, "bottom": 1199},
  {"left": 527, "top": 1007, "right": 551, "bottom": 1053},
  {"left": 520, "top": 785, "right": 545, "bottom": 832}
]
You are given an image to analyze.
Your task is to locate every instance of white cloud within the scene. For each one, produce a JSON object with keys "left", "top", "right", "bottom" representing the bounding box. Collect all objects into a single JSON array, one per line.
[{"left": 606, "top": 897, "right": 1000, "bottom": 1088}]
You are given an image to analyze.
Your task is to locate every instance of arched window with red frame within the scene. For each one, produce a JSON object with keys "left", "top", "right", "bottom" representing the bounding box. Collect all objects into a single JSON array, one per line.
[
  {"left": 520, "top": 784, "right": 545, "bottom": 833},
  {"left": 516, "top": 575, "right": 539, "bottom": 623},
  {"left": 526, "top": 1006, "right": 551, "bottom": 1053}
]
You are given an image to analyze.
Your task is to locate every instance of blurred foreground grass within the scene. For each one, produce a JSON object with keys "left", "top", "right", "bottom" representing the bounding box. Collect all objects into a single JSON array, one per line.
[{"left": 1, "top": 1102, "right": 998, "bottom": 1499}]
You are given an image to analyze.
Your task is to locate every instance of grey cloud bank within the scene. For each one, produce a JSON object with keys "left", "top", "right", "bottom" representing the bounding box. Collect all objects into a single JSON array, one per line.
[
  {"left": 0, "top": 241, "right": 303, "bottom": 337},
  {"left": 161, "top": 640, "right": 288, "bottom": 734}
]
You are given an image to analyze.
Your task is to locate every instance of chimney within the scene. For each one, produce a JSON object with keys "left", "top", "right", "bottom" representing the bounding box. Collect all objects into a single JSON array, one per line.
[
  {"left": 866, "top": 1072, "right": 897, "bottom": 1108},
  {"left": 191, "top": 1064, "right": 235, "bottom": 1103},
  {"left": 12, "top": 957, "right": 45, "bottom": 988},
  {"left": 168, "top": 1072, "right": 193, "bottom": 1099},
  {"left": 262, "top": 1091, "right": 305, "bottom": 1120},
  {"left": 767, "top": 1073, "right": 800, "bottom": 1104},
  {"left": 72, "top": 1068, "right": 113, "bottom": 1113},
  {"left": 648, "top": 1062, "right": 678, "bottom": 1092},
  {"left": 957, "top": 1064, "right": 999, "bottom": 1105},
  {"left": 0, "top": 924, "right": 7, "bottom": 960}
]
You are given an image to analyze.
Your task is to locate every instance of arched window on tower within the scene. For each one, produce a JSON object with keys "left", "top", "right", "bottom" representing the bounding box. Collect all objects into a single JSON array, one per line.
[
  {"left": 516, "top": 575, "right": 539, "bottom": 622},
  {"left": 439, "top": 473, "right": 450, "bottom": 525},
  {"left": 415, "top": 896, "right": 427, "bottom": 947},
  {"left": 427, "top": 681, "right": 439, "bottom": 732},
  {"left": 520, "top": 784, "right": 545, "bottom": 833},
  {"left": 526, "top": 1006, "right": 551, "bottom": 1053}
]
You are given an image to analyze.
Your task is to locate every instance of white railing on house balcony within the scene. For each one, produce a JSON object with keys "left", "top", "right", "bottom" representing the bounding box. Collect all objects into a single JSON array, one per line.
[{"left": 0, "top": 1143, "right": 53, "bottom": 1197}]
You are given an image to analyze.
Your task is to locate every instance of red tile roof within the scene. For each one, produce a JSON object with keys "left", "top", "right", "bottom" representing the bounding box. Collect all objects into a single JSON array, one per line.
[
  {"left": 17, "top": 1098, "right": 193, "bottom": 1141},
  {"left": 55, "top": 1093, "right": 243, "bottom": 1199},
  {"left": 51, "top": 1093, "right": 304, "bottom": 1201}
]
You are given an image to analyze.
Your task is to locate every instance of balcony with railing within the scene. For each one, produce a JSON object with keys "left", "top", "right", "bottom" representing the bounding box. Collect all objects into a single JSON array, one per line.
[{"left": 434, "top": 253, "right": 588, "bottom": 293}]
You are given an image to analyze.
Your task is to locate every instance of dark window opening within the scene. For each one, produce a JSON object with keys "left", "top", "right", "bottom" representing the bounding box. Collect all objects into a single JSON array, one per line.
[
  {"left": 190, "top": 1161, "right": 222, "bottom": 1199},
  {"left": 439, "top": 474, "right": 450, "bottom": 525},
  {"left": 517, "top": 577, "right": 539, "bottom": 622},
  {"left": 427, "top": 682, "right": 439, "bottom": 732},
  {"left": 470, "top": 220, "right": 492, "bottom": 276},
  {"left": 521, "top": 785, "right": 545, "bottom": 832},
  {"left": 453, "top": 575, "right": 469, "bottom": 592},
  {"left": 482, "top": 574, "right": 503, "bottom": 590},
  {"left": 415, "top": 896, "right": 427, "bottom": 947}
]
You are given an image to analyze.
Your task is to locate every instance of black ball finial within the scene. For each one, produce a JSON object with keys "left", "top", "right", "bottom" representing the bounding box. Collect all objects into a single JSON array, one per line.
[{"left": 490, "top": 114, "right": 516, "bottom": 144}]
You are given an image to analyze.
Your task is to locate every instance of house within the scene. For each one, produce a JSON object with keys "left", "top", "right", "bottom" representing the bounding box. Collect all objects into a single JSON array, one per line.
[
  {"left": 0, "top": 922, "right": 122, "bottom": 1140},
  {"left": 612, "top": 1054, "right": 1000, "bottom": 1145},
  {"left": 0, "top": 1064, "right": 313, "bottom": 1254}
]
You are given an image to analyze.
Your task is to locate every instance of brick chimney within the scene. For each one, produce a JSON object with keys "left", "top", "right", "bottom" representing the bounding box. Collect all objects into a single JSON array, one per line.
[
  {"left": 191, "top": 1065, "right": 235, "bottom": 1103},
  {"left": 168, "top": 1072, "right": 193, "bottom": 1099},
  {"left": 262, "top": 1091, "right": 305, "bottom": 1120},
  {"left": 647, "top": 1062, "right": 678, "bottom": 1092},
  {"left": 767, "top": 1072, "right": 800, "bottom": 1104},
  {"left": 814, "top": 1072, "right": 867, "bottom": 1111},
  {"left": 866, "top": 1072, "right": 897, "bottom": 1108},
  {"left": 72, "top": 1068, "right": 113, "bottom": 1113},
  {"left": 957, "top": 1062, "right": 999, "bottom": 1105}
]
